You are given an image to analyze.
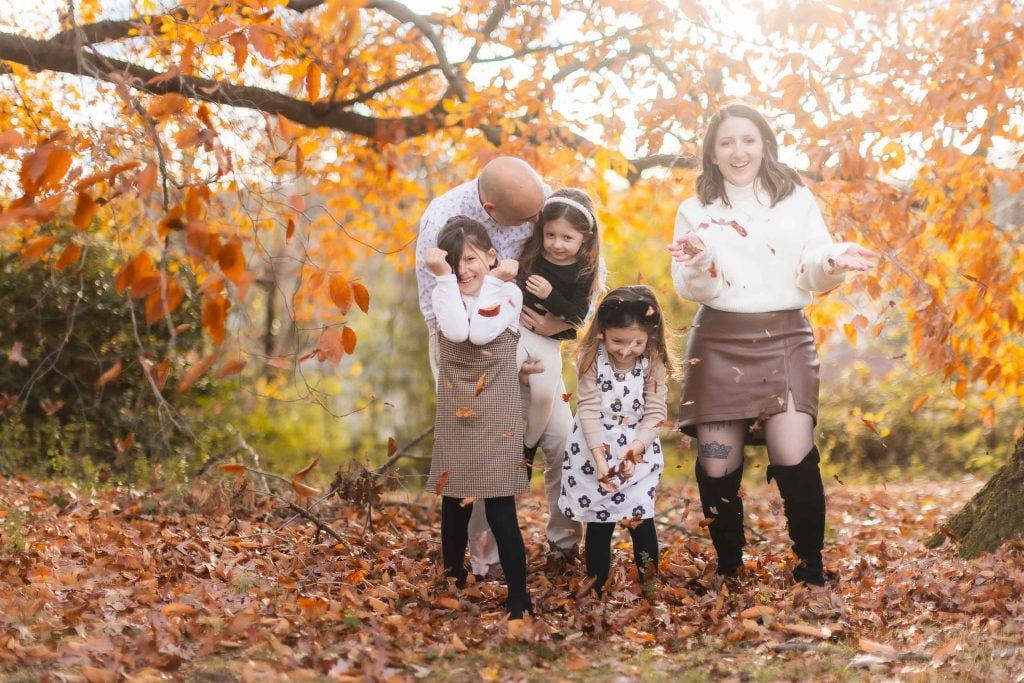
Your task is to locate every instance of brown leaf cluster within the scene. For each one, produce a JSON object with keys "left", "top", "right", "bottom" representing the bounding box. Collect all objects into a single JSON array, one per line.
[{"left": 1, "top": 475, "right": 1021, "bottom": 679}]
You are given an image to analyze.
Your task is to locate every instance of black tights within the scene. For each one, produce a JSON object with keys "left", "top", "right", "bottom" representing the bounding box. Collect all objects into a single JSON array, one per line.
[
  {"left": 440, "top": 496, "right": 531, "bottom": 617},
  {"left": 584, "top": 518, "right": 659, "bottom": 595}
]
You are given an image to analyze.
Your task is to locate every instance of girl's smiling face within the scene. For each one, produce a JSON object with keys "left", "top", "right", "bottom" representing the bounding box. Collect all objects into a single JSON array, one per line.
[
  {"left": 712, "top": 115, "right": 764, "bottom": 187},
  {"left": 456, "top": 244, "right": 497, "bottom": 296},
  {"left": 602, "top": 324, "right": 649, "bottom": 370},
  {"left": 542, "top": 217, "right": 585, "bottom": 265}
]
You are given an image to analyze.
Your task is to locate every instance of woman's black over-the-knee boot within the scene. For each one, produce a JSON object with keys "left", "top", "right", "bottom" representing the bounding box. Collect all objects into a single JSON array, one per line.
[
  {"left": 695, "top": 461, "right": 746, "bottom": 576},
  {"left": 767, "top": 446, "right": 826, "bottom": 586}
]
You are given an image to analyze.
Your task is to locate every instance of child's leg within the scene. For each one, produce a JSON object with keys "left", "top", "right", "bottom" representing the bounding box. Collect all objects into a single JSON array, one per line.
[
  {"left": 483, "top": 496, "right": 532, "bottom": 618},
  {"left": 583, "top": 521, "right": 616, "bottom": 595},
  {"left": 522, "top": 332, "right": 563, "bottom": 448},
  {"left": 440, "top": 496, "right": 474, "bottom": 585},
  {"left": 627, "top": 518, "right": 659, "bottom": 584}
]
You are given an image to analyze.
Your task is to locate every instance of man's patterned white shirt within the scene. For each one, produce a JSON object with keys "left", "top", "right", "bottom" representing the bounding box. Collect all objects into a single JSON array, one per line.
[{"left": 415, "top": 178, "right": 538, "bottom": 331}]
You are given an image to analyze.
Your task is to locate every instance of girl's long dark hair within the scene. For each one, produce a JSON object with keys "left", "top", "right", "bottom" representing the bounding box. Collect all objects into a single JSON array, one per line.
[
  {"left": 517, "top": 188, "right": 601, "bottom": 299},
  {"left": 575, "top": 285, "right": 675, "bottom": 377},
  {"left": 695, "top": 103, "right": 803, "bottom": 208},
  {"left": 435, "top": 216, "right": 496, "bottom": 274}
]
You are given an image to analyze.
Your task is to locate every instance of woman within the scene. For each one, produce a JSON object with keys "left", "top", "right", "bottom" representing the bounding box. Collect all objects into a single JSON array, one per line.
[{"left": 668, "top": 104, "right": 877, "bottom": 586}]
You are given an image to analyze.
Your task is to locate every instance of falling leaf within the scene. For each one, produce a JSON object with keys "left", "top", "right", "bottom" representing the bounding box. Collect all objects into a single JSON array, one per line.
[
  {"left": 833, "top": 473, "right": 846, "bottom": 485},
  {"left": 434, "top": 471, "right": 449, "bottom": 494},
  {"left": 8, "top": 341, "right": 29, "bottom": 367},
  {"left": 910, "top": 394, "right": 929, "bottom": 413},
  {"left": 386, "top": 436, "right": 397, "bottom": 458},
  {"left": 40, "top": 398, "right": 64, "bottom": 416},
  {"left": 220, "top": 463, "right": 248, "bottom": 475},
  {"left": 474, "top": 373, "right": 486, "bottom": 396},
  {"left": 216, "top": 359, "right": 246, "bottom": 378},
  {"left": 477, "top": 305, "right": 500, "bottom": 317},
  {"left": 619, "top": 516, "right": 643, "bottom": 530},
  {"left": 561, "top": 392, "right": 572, "bottom": 402},
  {"left": 455, "top": 407, "right": 475, "bottom": 418},
  {"left": 176, "top": 353, "right": 218, "bottom": 394},
  {"left": 95, "top": 360, "right": 123, "bottom": 388},
  {"left": 860, "top": 416, "right": 881, "bottom": 435},
  {"left": 55, "top": 242, "right": 82, "bottom": 271},
  {"left": 459, "top": 497, "right": 475, "bottom": 507}
]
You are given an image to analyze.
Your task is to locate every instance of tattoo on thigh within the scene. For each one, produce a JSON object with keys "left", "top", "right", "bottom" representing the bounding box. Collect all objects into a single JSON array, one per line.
[{"left": 699, "top": 440, "right": 732, "bottom": 459}]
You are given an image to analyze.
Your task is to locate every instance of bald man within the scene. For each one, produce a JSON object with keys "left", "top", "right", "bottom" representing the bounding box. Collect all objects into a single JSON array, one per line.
[{"left": 415, "top": 156, "right": 584, "bottom": 576}]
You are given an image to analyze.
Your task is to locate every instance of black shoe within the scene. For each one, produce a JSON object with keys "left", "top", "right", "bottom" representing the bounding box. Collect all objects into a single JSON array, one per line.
[
  {"left": 524, "top": 443, "right": 539, "bottom": 482},
  {"left": 768, "top": 447, "right": 827, "bottom": 587},
  {"left": 695, "top": 462, "right": 746, "bottom": 576}
]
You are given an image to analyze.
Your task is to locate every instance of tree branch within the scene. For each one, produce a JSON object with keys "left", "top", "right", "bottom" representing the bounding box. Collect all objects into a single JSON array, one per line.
[{"left": 0, "top": 32, "right": 445, "bottom": 143}]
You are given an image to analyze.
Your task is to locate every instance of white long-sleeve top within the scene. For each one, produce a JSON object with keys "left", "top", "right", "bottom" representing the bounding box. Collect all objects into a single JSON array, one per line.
[
  {"left": 671, "top": 181, "right": 857, "bottom": 312},
  {"left": 431, "top": 274, "right": 522, "bottom": 344}
]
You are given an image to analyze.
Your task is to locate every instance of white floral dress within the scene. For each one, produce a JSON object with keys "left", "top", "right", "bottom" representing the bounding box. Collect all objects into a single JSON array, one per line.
[{"left": 558, "top": 347, "right": 664, "bottom": 523}]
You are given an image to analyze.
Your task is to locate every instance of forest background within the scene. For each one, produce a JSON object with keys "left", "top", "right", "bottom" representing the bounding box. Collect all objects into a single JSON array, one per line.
[{"left": 0, "top": 0, "right": 1023, "bottom": 679}]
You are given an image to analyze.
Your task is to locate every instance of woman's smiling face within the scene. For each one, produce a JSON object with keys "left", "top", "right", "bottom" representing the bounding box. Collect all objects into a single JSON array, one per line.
[{"left": 712, "top": 115, "right": 764, "bottom": 187}]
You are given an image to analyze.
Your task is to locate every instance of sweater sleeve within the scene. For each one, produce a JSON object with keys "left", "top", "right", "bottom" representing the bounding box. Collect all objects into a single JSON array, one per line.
[
  {"left": 794, "top": 189, "right": 858, "bottom": 293},
  {"left": 633, "top": 360, "right": 668, "bottom": 449},
  {"left": 670, "top": 201, "right": 723, "bottom": 303},
  {"left": 577, "top": 361, "right": 606, "bottom": 454},
  {"left": 431, "top": 275, "right": 469, "bottom": 342},
  {"left": 468, "top": 277, "right": 522, "bottom": 345},
  {"left": 539, "top": 270, "right": 592, "bottom": 326}
]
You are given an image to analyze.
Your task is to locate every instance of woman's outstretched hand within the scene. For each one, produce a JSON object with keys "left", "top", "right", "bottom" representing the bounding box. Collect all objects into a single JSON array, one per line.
[
  {"left": 835, "top": 245, "right": 878, "bottom": 272},
  {"left": 668, "top": 233, "right": 707, "bottom": 266}
]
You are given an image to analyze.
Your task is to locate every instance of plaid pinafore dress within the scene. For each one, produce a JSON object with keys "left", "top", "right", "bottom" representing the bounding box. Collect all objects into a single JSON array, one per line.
[{"left": 427, "top": 328, "right": 528, "bottom": 498}]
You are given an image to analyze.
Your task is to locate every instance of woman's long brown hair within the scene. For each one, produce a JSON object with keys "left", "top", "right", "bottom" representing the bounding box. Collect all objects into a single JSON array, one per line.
[{"left": 695, "top": 103, "right": 803, "bottom": 208}]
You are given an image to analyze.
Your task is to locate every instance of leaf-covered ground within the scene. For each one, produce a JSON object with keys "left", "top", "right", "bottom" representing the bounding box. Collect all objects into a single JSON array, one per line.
[{"left": 1, "top": 473, "right": 1022, "bottom": 682}]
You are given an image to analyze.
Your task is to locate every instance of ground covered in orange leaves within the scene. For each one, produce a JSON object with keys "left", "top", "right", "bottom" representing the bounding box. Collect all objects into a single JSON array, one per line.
[{"left": 1, "top": 473, "right": 1022, "bottom": 681}]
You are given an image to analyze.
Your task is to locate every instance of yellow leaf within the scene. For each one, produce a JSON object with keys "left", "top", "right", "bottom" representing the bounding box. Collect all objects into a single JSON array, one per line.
[{"left": 843, "top": 322, "right": 857, "bottom": 346}]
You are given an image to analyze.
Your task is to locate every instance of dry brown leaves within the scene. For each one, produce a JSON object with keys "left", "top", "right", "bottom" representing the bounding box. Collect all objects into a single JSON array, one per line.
[{"left": 0, "top": 475, "right": 1021, "bottom": 679}]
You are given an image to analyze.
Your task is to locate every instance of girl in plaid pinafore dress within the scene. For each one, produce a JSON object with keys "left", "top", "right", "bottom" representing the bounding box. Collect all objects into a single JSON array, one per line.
[
  {"left": 558, "top": 285, "right": 673, "bottom": 596},
  {"left": 423, "top": 217, "right": 532, "bottom": 619}
]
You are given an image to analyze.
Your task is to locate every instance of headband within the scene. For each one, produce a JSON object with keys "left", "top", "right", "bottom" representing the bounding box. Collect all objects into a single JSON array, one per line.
[{"left": 544, "top": 196, "right": 596, "bottom": 231}]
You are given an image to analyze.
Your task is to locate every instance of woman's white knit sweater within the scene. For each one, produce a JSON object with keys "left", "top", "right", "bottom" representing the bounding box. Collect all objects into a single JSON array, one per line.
[{"left": 671, "top": 181, "right": 856, "bottom": 312}]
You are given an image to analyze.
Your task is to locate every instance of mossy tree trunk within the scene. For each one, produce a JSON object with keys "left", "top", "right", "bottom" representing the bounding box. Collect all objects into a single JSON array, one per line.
[{"left": 926, "top": 433, "right": 1024, "bottom": 558}]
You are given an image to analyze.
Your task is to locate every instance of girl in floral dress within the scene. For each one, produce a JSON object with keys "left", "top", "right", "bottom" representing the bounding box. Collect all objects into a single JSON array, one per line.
[{"left": 559, "top": 285, "right": 673, "bottom": 595}]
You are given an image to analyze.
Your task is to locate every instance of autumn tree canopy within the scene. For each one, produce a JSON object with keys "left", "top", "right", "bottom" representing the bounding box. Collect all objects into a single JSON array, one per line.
[{"left": 0, "top": 0, "right": 1021, "bottom": 419}]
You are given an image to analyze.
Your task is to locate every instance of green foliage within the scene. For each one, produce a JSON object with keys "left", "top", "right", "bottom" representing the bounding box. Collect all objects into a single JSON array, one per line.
[
  {"left": 2, "top": 509, "right": 26, "bottom": 554},
  {"left": 0, "top": 228, "right": 225, "bottom": 482},
  {"left": 818, "top": 359, "right": 1018, "bottom": 478}
]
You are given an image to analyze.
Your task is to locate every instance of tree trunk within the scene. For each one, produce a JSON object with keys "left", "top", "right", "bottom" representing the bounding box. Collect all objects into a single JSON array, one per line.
[{"left": 926, "top": 433, "right": 1024, "bottom": 558}]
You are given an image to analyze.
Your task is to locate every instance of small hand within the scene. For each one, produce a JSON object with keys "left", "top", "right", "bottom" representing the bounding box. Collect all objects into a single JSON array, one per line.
[
  {"left": 525, "top": 274, "right": 553, "bottom": 299},
  {"left": 521, "top": 306, "right": 572, "bottom": 336},
  {"left": 518, "top": 357, "right": 544, "bottom": 386},
  {"left": 668, "top": 233, "right": 707, "bottom": 265},
  {"left": 490, "top": 258, "right": 519, "bottom": 282},
  {"left": 423, "top": 247, "right": 452, "bottom": 276},
  {"left": 835, "top": 244, "right": 878, "bottom": 272}
]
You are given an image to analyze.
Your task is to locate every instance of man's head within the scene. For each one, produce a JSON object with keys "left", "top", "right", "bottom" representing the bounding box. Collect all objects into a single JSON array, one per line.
[{"left": 478, "top": 156, "right": 545, "bottom": 227}]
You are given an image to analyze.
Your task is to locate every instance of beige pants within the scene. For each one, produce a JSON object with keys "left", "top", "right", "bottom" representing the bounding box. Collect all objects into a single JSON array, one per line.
[{"left": 430, "top": 330, "right": 581, "bottom": 573}]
